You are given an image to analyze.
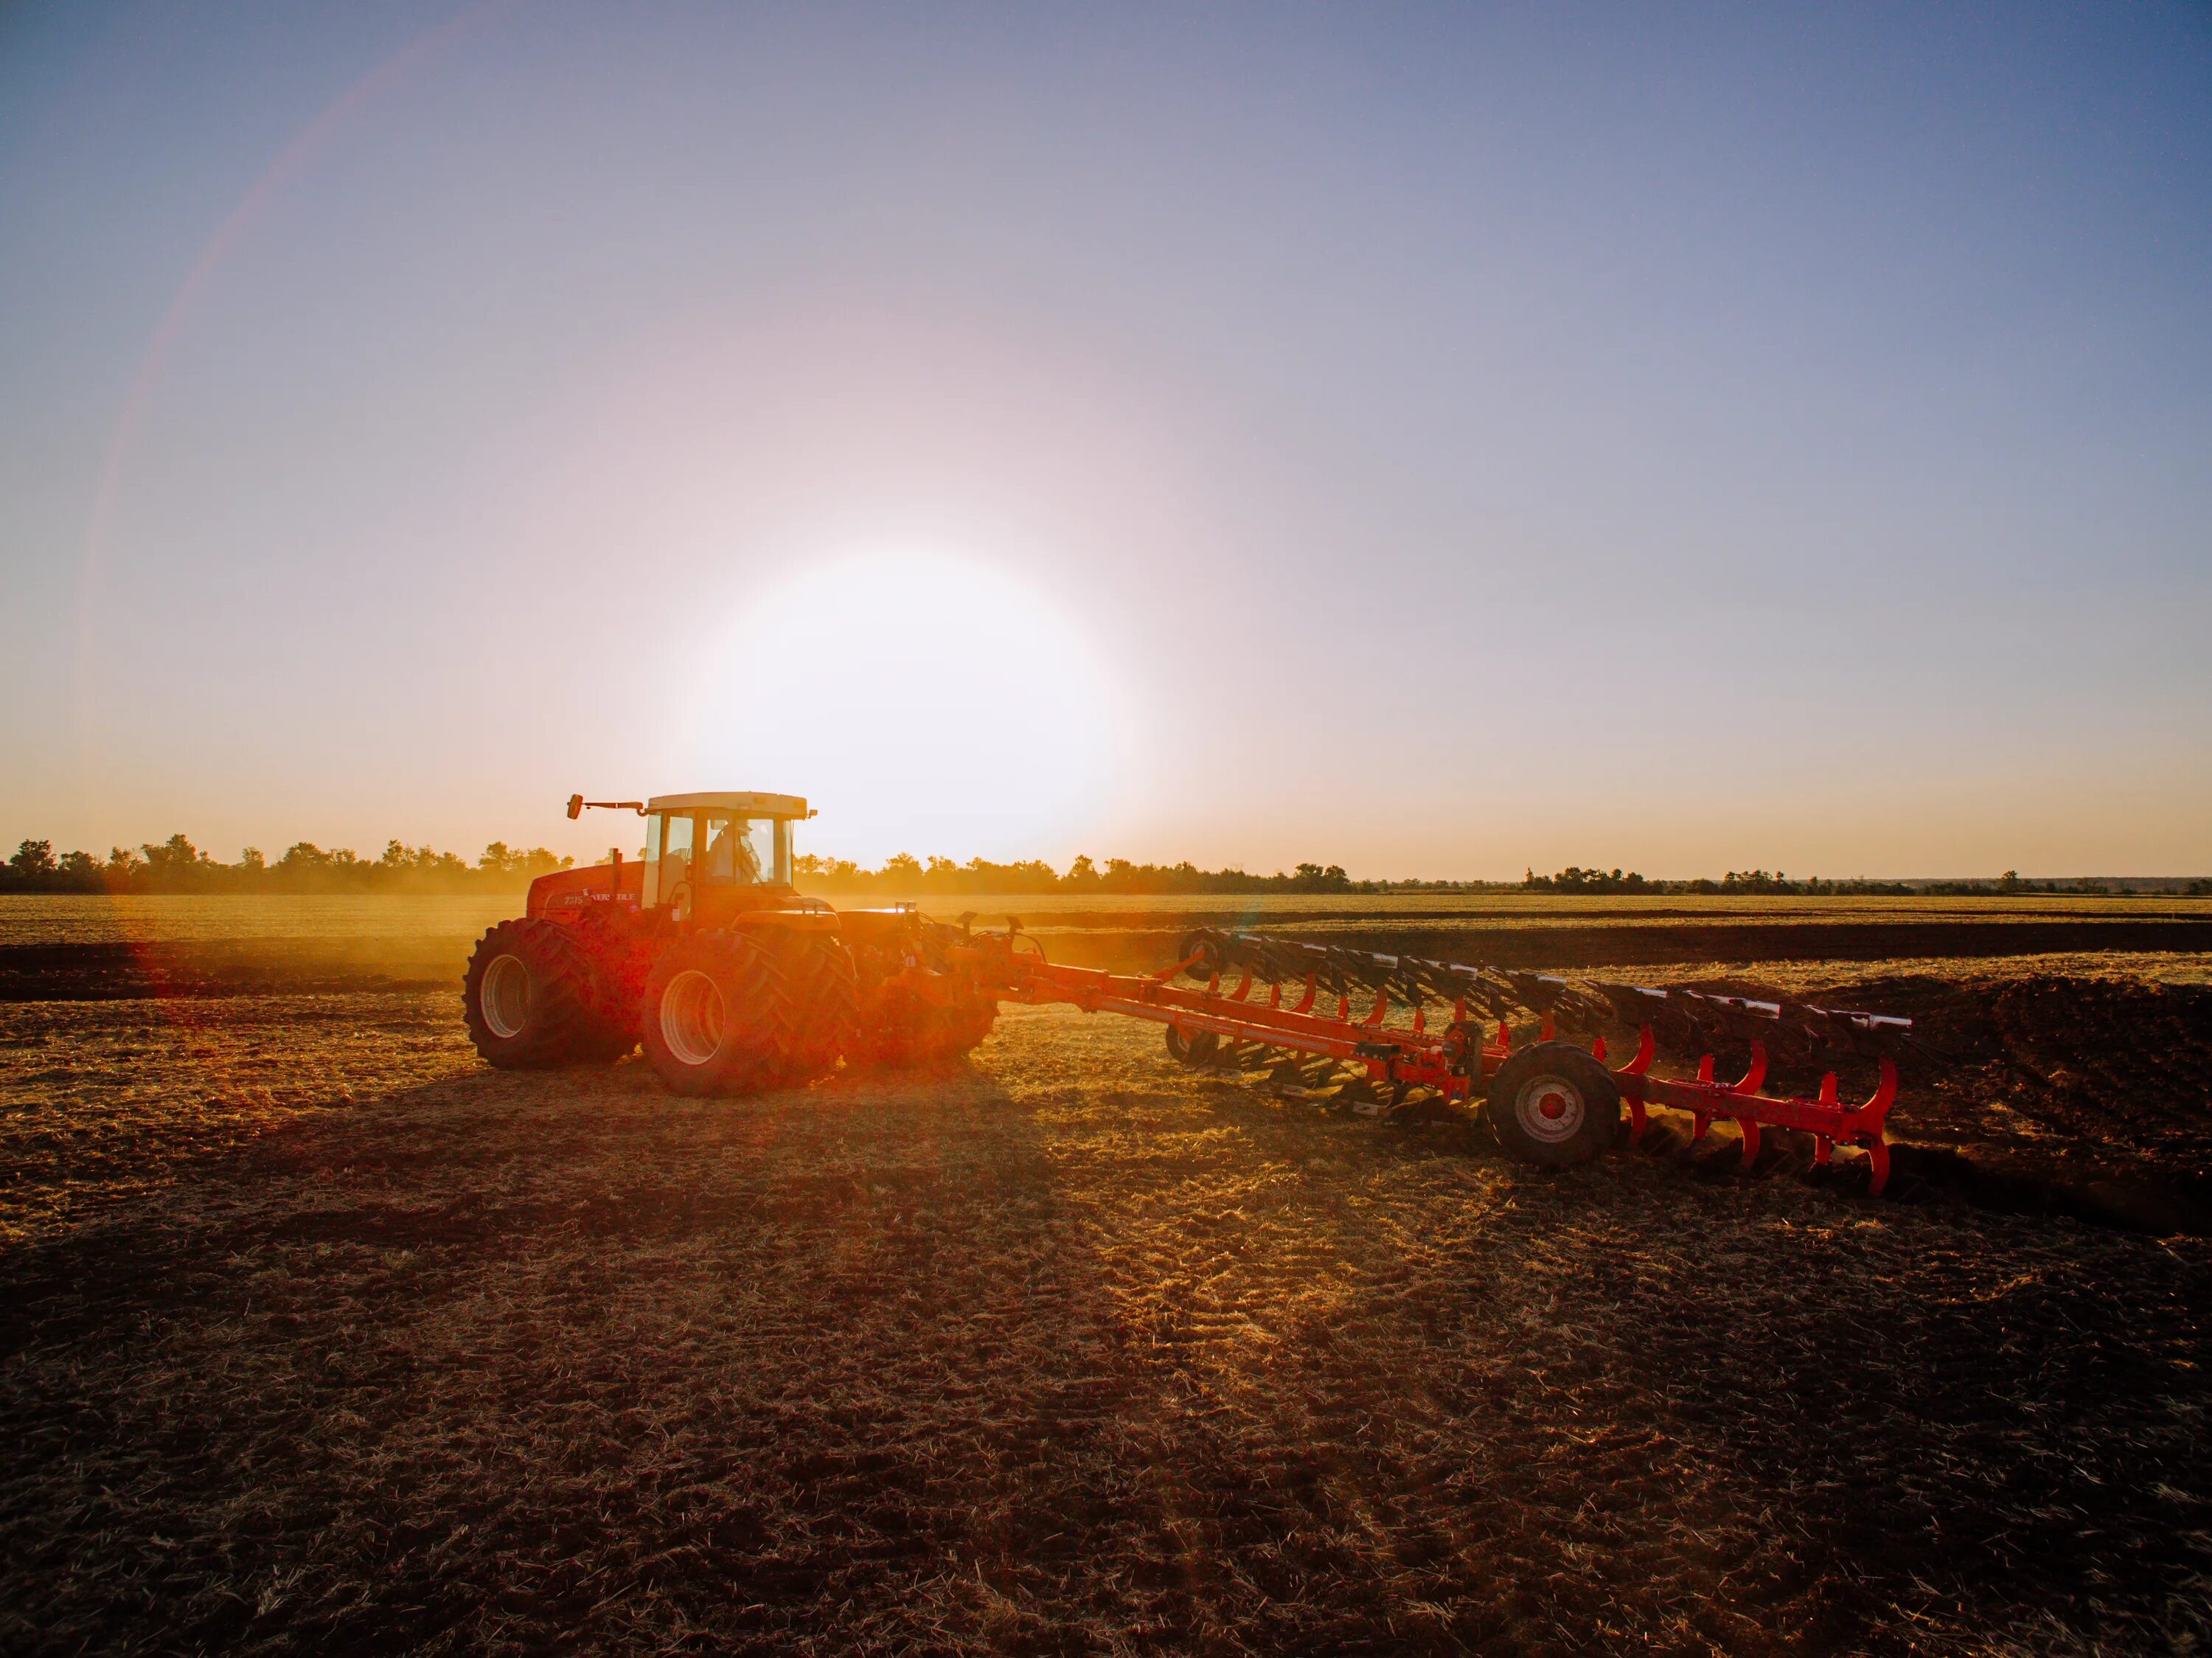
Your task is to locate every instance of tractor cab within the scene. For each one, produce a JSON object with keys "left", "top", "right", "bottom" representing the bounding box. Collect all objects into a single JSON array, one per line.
[
  {"left": 637, "top": 792, "right": 808, "bottom": 923},
  {"left": 529, "top": 790, "right": 813, "bottom": 926}
]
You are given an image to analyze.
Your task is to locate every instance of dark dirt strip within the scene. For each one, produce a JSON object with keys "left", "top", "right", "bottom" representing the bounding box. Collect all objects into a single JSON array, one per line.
[{"left": 12, "top": 917, "right": 2212, "bottom": 999}]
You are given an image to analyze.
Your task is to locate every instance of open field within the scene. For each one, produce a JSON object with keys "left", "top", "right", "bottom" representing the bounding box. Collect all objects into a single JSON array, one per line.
[
  {"left": 4, "top": 899, "right": 2212, "bottom": 1654},
  {"left": 8, "top": 893, "right": 2212, "bottom": 1000}
]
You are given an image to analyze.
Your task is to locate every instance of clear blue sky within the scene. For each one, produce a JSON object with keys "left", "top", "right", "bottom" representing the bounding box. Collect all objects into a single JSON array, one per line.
[{"left": 3, "top": 2, "right": 2208, "bottom": 875}]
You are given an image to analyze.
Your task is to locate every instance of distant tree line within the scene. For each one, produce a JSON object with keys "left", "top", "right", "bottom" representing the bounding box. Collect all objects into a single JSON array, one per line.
[
  {"left": 7, "top": 836, "right": 2204, "bottom": 899},
  {"left": 1522, "top": 866, "right": 2212, "bottom": 897},
  {"left": 790, "top": 853, "right": 1474, "bottom": 897},
  {"left": 2, "top": 835, "right": 572, "bottom": 895}
]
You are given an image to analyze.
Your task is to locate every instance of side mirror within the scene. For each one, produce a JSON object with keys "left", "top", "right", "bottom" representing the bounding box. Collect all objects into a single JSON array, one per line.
[{"left": 566, "top": 794, "right": 583, "bottom": 820}]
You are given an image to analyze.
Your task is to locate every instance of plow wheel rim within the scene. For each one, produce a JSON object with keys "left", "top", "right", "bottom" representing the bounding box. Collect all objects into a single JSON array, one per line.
[
  {"left": 1514, "top": 1074, "right": 1587, "bottom": 1145},
  {"left": 480, "top": 954, "right": 532, "bottom": 1039},
  {"left": 659, "top": 968, "right": 728, "bottom": 1066},
  {"left": 1165, "top": 1024, "right": 1218, "bottom": 1064}
]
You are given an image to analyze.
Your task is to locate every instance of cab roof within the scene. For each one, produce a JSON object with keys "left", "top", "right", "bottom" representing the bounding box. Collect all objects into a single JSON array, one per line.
[{"left": 646, "top": 792, "right": 808, "bottom": 819}]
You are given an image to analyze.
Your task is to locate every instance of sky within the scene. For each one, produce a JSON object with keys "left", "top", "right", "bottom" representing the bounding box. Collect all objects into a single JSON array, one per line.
[{"left": 2, "top": 1, "right": 2208, "bottom": 878}]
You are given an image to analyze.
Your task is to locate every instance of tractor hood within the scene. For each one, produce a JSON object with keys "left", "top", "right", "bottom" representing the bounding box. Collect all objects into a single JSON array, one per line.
[{"left": 527, "top": 861, "right": 643, "bottom": 918}]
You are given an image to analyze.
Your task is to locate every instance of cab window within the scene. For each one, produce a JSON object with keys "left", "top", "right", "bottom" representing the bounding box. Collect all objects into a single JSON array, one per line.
[
  {"left": 645, "top": 812, "right": 695, "bottom": 908},
  {"left": 699, "top": 816, "right": 772, "bottom": 884}
]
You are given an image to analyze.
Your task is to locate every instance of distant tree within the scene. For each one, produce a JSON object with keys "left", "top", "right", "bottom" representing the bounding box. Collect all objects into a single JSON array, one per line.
[
  {"left": 1722, "top": 869, "right": 1792, "bottom": 895},
  {"left": 1524, "top": 865, "right": 1652, "bottom": 895},
  {"left": 10, "top": 839, "right": 55, "bottom": 879},
  {"left": 139, "top": 833, "right": 218, "bottom": 889},
  {"left": 272, "top": 842, "right": 366, "bottom": 889}
]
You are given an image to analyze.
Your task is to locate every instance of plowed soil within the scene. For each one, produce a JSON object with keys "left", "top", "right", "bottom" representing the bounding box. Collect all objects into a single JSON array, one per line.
[{"left": 4, "top": 930, "right": 2211, "bottom": 1656}]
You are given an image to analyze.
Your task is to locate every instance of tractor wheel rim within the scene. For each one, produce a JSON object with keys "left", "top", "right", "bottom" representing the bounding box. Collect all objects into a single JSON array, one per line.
[
  {"left": 481, "top": 954, "right": 531, "bottom": 1039},
  {"left": 660, "top": 969, "right": 727, "bottom": 1066},
  {"left": 1514, "top": 1075, "right": 1586, "bottom": 1144}
]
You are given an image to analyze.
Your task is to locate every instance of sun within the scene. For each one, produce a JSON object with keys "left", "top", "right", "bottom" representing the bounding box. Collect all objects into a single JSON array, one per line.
[{"left": 689, "top": 549, "right": 1130, "bottom": 866}]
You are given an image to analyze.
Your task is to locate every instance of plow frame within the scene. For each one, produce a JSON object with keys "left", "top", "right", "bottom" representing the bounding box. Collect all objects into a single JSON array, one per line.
[{"left": 977, "top": 946, "right": 1898, "bottom": 1194}]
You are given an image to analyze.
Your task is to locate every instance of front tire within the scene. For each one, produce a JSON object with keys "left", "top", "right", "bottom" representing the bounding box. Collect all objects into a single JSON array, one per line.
[
  {"left": 1484, "top": 1041, "right": 1621, "bottom": 1168},
  {"left": 641, "top": 932, "right": 793, "bottom": 1096},
  {"left": 462, "top": 919, "right": 615, "bottom": 1069}
]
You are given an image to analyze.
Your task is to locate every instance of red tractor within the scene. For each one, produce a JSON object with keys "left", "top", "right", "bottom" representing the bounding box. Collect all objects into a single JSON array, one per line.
[{"left": 462, "top": 792, "right": 997, "bottom": 1093}]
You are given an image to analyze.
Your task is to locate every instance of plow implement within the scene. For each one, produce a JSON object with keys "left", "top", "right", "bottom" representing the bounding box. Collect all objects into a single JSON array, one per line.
[{"left": 970, "top": 926, "right": 1911, "bottom": 1195}]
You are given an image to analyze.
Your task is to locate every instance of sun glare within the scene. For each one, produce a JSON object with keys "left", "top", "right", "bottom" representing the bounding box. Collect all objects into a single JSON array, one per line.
[{"left": 691, "top": 549, "right": 1130, "bottom": 866}]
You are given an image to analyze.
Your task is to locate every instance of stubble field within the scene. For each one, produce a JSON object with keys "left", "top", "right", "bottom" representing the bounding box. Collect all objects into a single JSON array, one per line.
[{"left": 3, "top": 895, "right": 2210, "bottom": 1655}]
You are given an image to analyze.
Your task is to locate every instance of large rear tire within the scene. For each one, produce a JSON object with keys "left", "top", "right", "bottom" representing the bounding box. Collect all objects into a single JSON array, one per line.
[
  {"left": 855, "top": 987, "right": 996, "bottom": 1069},
  {"left": 773, "top": 932, "right": 860, "bottom": 1083},
  {"left": 1484, "top": 1041, "right": 1621, "bottom": 1168},
  {"left": 462, "top": 919, "right": 618, "bottom": 1069},
  {"left": 641, "top": 932, "right": 794, "bottom": 1096},
  {"left": 936, "top": 994, "right": 996, "bottom": 1061}
]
